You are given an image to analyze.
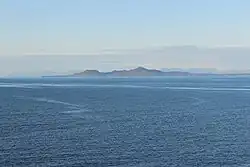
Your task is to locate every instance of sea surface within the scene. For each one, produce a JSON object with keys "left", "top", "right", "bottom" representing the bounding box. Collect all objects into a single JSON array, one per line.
[{"left": 1, "top": 76, "right": 250, "bottom": 167}]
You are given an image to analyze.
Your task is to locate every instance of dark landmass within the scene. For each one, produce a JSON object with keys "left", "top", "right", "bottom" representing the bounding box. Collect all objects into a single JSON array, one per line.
[
  {"left": 73, "top": 70, "right": 103, "bottom": 77},
  {"left": 69, "top": 67, "right": 201, "bottom": 77}
]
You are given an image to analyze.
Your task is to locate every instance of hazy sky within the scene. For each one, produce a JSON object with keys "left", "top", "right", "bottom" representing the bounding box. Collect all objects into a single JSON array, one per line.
[{"left": 1, "top": 0, "right": 250, "bottom": 75}]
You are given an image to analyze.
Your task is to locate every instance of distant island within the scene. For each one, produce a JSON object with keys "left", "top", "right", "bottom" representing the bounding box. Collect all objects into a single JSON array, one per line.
[{"left": 65, "top": 67, "right": 208, "bottom": 77}]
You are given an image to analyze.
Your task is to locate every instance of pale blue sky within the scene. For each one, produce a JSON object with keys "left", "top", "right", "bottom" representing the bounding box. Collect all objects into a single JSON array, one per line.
[{"left": 0, "top": 0, "right": 250, "bottom": 75}]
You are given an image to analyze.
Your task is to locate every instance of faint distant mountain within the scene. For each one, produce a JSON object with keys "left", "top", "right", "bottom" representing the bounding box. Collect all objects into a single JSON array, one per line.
[
  {"left": 220, "top": 69, "right": 250, "bottom": 74},
  {"left": 71, "top": 67, "right": 191, "bottom": 77},
  {"left": 161, "top": 68, "right": 218, "bottom": 74}
]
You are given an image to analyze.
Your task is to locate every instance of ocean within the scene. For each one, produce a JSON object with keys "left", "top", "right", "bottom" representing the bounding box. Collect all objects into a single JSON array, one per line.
[{"left": 1, "top": 76, "right": 250, "bottom": 167}]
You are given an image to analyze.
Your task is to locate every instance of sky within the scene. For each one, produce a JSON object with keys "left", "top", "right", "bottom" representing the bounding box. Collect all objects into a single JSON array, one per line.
[{"left": 1, "top": 0, "right": 250, "bottom": 75}]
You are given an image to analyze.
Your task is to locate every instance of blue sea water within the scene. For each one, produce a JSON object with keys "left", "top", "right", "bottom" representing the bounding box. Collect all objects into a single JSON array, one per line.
[{"left": 1, "top": 76, "right": 250, "bottom": 167}]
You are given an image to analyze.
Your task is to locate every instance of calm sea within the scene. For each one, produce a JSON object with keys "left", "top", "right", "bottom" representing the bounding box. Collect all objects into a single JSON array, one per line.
[{"left": 1, "top": 77, "right": 250, "bottom": 167}]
